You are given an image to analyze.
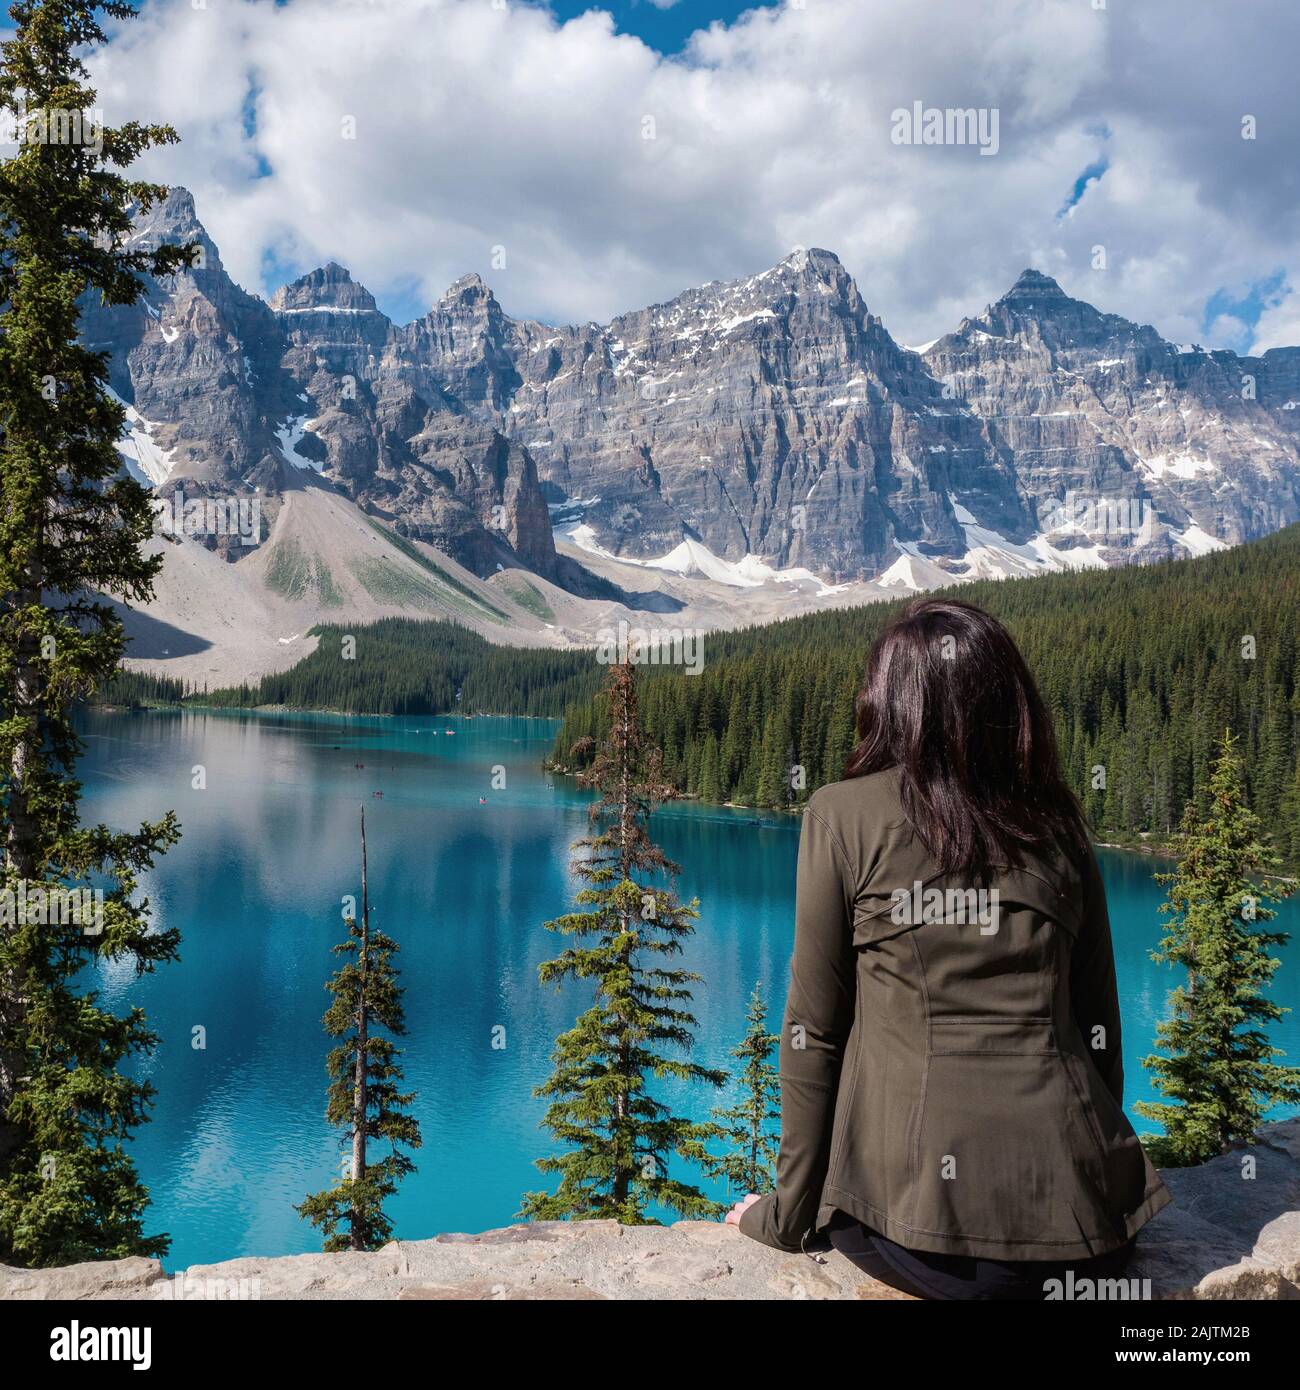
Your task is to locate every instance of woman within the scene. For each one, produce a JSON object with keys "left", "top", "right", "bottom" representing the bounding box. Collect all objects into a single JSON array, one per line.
[{"left": 727, "top": 597, "right": 1170, "bottom": 1300}]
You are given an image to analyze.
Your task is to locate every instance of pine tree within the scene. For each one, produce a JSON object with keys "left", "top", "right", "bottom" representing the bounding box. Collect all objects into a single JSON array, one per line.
[
  {"left": 755, "top": 709, "right": 786, "bottom": 807},
  {"left": 720, "top": 687, "right": 746, "bottom": 798},
  {"left": 823, "top": 685, "right": 856, "bottom": 782},
  {"left": 1281, "top": 763, "right": 1300, "bottom": 864},
  {"left": 1256, "top": 687, "right": 1291, "bottom": 826},
  {"left": 684, "top": 984, "right": 780, "bottom": 1196},
  {"left": 297, "top": 808, "right": 420, "bottom": 1251},
  {"left": 521, "top": 663, "right": 724, "bottom": 1223},
  {"left": 698, "top": 732, "right": 721, "bottom": 804},
  {"left": 0, "top": 0, "right": 194, "bottom": 1266},
  {"left": 1136, "top": 732, "right": 1299, "bottom": 1167}
]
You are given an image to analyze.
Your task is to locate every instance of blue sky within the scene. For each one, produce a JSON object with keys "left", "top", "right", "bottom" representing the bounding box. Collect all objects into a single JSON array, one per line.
[
  {"left": 1201, "top": 273, "right": 1289, "bottom": 356},
  {"left": 17, "top": 1, "right": 769, "bottom": 50},
  {"left": 548, "top": 0, "right": 778, "bottom": 53},
  {"left": 12, "top": 0, "right": 1300, "bottom": 351}
]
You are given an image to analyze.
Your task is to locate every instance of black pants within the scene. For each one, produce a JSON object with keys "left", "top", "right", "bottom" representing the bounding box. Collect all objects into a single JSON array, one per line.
[{"left": 826, "top": 1209, "right": 1136, "bottom": 1301}]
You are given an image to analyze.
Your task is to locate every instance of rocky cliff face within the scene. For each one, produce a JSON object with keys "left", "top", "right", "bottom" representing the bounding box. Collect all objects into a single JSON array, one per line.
[
  {"left": 95, "top": 190, "right": 1300, "bottom": 588},
  {"left": 4, "top": 1120, "right": 1298, "bottom": 1300},
  {"left": 269, "top": 260, "right": 566, "bottom": 583},
  {"left": 80, "top": 189, "right": 291, "bottom": 557},
  {"left": 416, "top": 248, "right": 1039, "bottom": 581},
  {"left": 924, "top": 269, "right": 1300, "bottom": 566},
  {"left": 411, "top": 253, "right": 1300, "bottom": 583},
  {"left": 85, "top": 191, "right": 564, "bottom": 583}
]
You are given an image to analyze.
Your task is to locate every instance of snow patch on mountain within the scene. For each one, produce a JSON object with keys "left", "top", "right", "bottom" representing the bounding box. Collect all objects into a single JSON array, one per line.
[
  {"left": 646, "top": 537, "right": 835, "bottom": 589},
  {"left": 562, "top": 523, "right": 846, "bottom": 595},
  {"left": 877, "top": 516, "right": 1109, "bottom": 591},
  {"left": 1138, "top": 453, "right": 1219, "bottom": 481},
  {"left": 108, "top": 388, "right": 175, "bottom": 487},
  {"left": 877, "top": 545, "right": 955, "bottom": 591},
  {"left": 716, "top": 308, "right": 776, "bottom": 336},
  {"left": 277, "top": 305, "right": 375, "bottom": 316},
  {"left": 561, "top": 522, "right": 618, "bottom": 560},
  {"left": 941, "top": 497, "right": 1108, "bottom": 581},
  {"left": 1025, "top": 532, "right": 1109, "bottom": 571},
  {"left": 1174, "top": 524, "right": 1229, "bottom": 556},
  {"left": 276, "top": 416, "right": 324, "bottom": 472}
]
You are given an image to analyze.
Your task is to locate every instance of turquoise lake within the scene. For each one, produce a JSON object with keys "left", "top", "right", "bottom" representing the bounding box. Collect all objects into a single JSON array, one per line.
[{"left": 77, "top": 708, "right": 1300, "bottom": 1269}]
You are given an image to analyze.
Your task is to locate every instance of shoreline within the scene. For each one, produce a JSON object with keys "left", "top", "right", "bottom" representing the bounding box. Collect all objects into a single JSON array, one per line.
[
  {"left": 90, "top": 700, "right": 564, "bottom": 722},
  {"left": 91, "top": 704, "right": 1298, "bottom": 876}
]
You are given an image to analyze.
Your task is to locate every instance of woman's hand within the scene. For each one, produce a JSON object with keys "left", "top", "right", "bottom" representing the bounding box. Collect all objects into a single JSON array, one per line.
[{"left": 724, "top": 1193, "right": 762, "bottom": 1225}]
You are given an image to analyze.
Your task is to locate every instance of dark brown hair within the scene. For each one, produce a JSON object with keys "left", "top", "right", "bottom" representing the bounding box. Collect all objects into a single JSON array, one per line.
[{"left": 844, "top": 597, "right": 1090, "bottom": 879}]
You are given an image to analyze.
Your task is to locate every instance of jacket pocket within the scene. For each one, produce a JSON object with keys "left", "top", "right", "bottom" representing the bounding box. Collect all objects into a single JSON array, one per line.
[
  {"left": 928, "top": 1016, "right": 1057, "bottom": 1055},
  {"left": 910, "top": 1017, "right": 1106, "bottom": 1247}
]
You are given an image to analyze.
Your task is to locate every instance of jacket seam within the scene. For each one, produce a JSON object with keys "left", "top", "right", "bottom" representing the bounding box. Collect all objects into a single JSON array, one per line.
[
  {"left": 906, "top": 928, "right": 932, "bottom": 1233},
  {"left": 930, "top": 1015, "right": 1051, "bottom": 1024},
  {"left": 825, "top": 1007, "right": 864, "bottom": 1185},
  {"left": 1053, "top": 928, "right": 1114, "bottom": 1170},
  {"left": 1059, "top": 1049, "right": 1113, "bottom": 1171},
  {"left": 804, "top": 805, "right": 858, "bottom": 915},
  {"left": 1015, "top": 863, "right": 1084, "bottom": 934},
  {"left": 857, "top": 863, "right": 1082, "bottom": 932},
  {"left": 858, "top": 865, "right": 948, "bottom": 924}
]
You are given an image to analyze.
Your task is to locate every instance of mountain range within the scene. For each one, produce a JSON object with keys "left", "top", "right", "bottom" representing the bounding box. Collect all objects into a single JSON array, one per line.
[{"left": 86, "top": 188, "right": 1300, "bottom": 683}]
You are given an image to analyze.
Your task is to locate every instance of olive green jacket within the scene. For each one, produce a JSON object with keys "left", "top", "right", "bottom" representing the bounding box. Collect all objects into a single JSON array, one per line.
[{"left": 740, "top": 769, "right": 1172, "bottom": 1261}]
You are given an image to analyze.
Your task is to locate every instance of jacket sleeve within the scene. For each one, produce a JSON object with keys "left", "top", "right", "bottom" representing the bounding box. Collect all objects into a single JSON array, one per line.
[
  {"left": 1068, "top": 849, "right": 1124, "bottom": 1107},
  {"left": 739, "top": 803, "right": 857, "bottom": 1252}
]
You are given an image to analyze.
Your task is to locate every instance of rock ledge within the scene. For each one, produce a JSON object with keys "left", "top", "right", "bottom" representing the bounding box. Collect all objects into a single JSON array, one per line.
[{"left": 4, "top": 1121, "right": 1298, "bottom": 1301}]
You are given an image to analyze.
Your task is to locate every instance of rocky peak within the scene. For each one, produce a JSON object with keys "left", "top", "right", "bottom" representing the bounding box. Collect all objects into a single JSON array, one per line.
[
  {"left": 608, "top": 245, "right": 864, "bottom": 352},
  {"left": 428, "top": 272, "right": 512, "bottom": 343},
  {"left": 999, "top": 267, "right": 1068, "bottom": 304},
  {"left": 970, "top": 265, "right": 1162, "bottom": 357},
  {"left": 141, "top": 184, "right": 201, "bottom": 234},
  {"left": 272, "top": 263, "right": 381, "bottom": 316},
  {"left": 126, "top": 184, "right": 224, "bottom": 274},
  {"left": 407, "top": 271, "right": 520, "bottom": 416},
  {"left": 985, "top": 267, "right": 1092, "bottom": 335},
  {"left": 440, "top": 272, "right": 493, "bottom": 305},
  {"left": 771, "top": 245, "right": 845, "bottom": 283}
]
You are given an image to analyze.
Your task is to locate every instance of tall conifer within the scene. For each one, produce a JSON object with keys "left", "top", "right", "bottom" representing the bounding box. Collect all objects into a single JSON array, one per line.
[
  {"left": 298, "top": 808, "right": 420, "bottom": 1251},
  {"left": 0, "top": 0, "right": 192, "bottom": 1265},
  {"left": 1137, "top": 732, "right": 1299, "bottom": 1166},
  {"left": 684, "top": 983, "right": 780, "bottom": 1196},
  {"left": 522, "top": 662, "right": 724, "bottom": 1223}
]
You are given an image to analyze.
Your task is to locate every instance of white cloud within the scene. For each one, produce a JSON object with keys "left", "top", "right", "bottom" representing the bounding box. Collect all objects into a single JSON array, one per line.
[
  {"left": 87, "top": 0, "right": 1300, "bottom": 350},
  {"left": 1250, "top": 278, "right": 1300, "bottom": 354},
  {"left": 1205, "top": 313, "right": 1250, "bottom": 352}
]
